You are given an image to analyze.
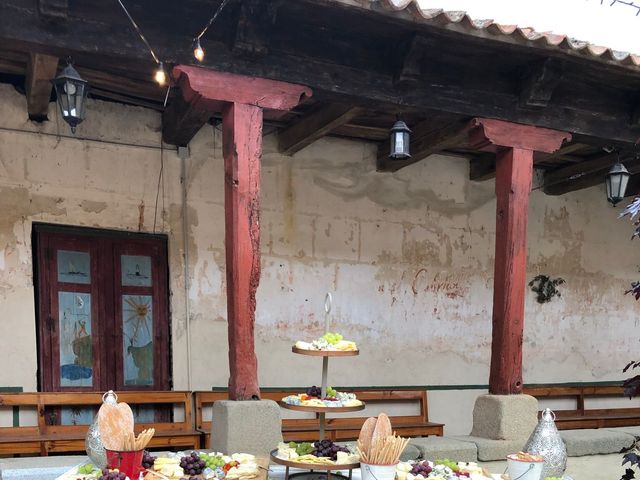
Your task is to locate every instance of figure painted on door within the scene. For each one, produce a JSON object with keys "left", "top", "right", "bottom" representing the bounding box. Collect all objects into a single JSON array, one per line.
[
  {"left": 59, "top": 292, "right": 93, "bottom": 385},
  {"left": 128, "top": 341, "right": 153, "bottom": 385},
  {"left": 123, "top": 295, "right": 154, "bottom": 385}
]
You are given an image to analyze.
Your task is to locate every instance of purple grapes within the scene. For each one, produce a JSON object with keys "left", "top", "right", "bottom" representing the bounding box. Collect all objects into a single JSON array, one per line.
[
  {"left": 312, "top": 440, "right": 349, "bottom": 461},
  {"left": 99, "top": 470, "right": 126, "bottom": 480},
  {"left": 179, "top": 452, "right": 206, "bottom": 475},
  {"left": 142, "top": 451, "right": 157, "bottom": 469},
  {"left": 306, "top": 386, "right": 322, "bottom": 398},
  {"left": 409, "top": 462, "right": 432, "bottom": 477}
]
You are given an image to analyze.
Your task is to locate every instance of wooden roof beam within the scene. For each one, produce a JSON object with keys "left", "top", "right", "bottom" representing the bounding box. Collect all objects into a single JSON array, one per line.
[
  {"left": 377, "top": 118, "right": 471, "bottom": 172},
  {"left": 3, "top": 0, "right": 640, "bottom": 146},
  {"left": 25, "top": 53, "right": 58, "bottom": 122},
  {"left": 278, "top": 103, "right": 362, "bottom": 155}
]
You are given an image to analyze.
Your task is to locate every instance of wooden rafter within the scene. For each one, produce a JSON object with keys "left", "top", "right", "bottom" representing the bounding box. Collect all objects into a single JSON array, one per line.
[
  {"left": 25, "top": 53, "right": 58, "bottom": 121},
  {"left": 519, "top": 58, "right": 564, "bottom": 108},
  {"left": 233, "top": 0, "right": 280, "bottom": 57},
  {"left": 542, "top": 152, "right": 640, "bottom": 195},
  {"left": 394, "top": 34, "right": 430, "bottom": 87},
  {"left": 471, "top": 142, "right": 589, "bottom": 182},
  {"left": 278, "top": 104, "right": 362, "bottom": 155}
]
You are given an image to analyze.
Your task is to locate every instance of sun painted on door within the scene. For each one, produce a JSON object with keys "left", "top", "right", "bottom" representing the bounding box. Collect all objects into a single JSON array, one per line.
[
  {"left": 122, "top": 295, "right": 154, "bottom": 385},
  {"left": 58, "top": 292, "right": 93, "bottom": 387}
]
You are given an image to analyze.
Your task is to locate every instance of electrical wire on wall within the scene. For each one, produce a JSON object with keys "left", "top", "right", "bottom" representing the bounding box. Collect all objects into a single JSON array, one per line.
[
  {"left": 153, "top": 140, "right": 166, "bottom": 233},
  {"left": 179, "top": 143, "right": 193, "bottom": 392}
]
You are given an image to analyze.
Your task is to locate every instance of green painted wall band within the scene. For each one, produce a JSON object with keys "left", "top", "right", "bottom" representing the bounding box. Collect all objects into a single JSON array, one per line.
[{"left": 211, "top": 380, "right": 624, "bottom": 392}]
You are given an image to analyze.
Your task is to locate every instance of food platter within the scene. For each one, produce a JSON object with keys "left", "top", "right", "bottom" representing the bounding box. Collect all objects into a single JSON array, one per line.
[
  {"left": 291, "top": 347, "right": 359, "bottom": 357},
  {"left": 278, "top": 401, "right": 365, "bottom": 413},
  {"left": 269, "top": 450, "right": 360, "bottom": 471}
]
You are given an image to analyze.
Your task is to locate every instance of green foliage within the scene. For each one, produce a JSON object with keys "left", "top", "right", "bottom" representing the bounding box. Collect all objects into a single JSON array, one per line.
[{"left": 528, "top": 275, "right": 565, "bottom": 304}]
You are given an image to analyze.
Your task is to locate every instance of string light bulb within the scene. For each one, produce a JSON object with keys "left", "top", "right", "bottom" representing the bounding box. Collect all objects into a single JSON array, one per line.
[
  {"left": 194, "top": 39, "right": 205, "bottom": 62},
  {"left": 154, "top": 62, "right": 166, "bottom": 86}
]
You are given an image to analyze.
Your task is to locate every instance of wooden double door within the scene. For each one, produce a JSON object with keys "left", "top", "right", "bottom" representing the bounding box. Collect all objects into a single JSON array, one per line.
[{"left": 34, "top": 224, "right": 171, "bottom": 401}]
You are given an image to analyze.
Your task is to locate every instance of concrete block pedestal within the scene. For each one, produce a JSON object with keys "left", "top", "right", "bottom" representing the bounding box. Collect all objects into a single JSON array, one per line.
[
  {"left": 454, "top": 394, "right": 539, "bottom": 461},
  {"left": 470, "top": 394, "right": 538, "bottom": 440},
  {"left": 211, "top": 400, "right": 283, "bottom": 456}
]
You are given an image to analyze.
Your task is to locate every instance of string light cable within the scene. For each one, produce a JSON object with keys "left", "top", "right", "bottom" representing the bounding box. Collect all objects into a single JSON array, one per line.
[
  {"left": 192, "top": 0, "right": 233, "bottom": 62},
  {"left": 116, "top": 0, "right": 166, "bottom": 85}
]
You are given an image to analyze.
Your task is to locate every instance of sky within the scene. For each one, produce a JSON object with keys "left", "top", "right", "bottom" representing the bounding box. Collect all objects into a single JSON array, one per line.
[{"left": 416, "top": 0, "right": 640, "bottom": 54}]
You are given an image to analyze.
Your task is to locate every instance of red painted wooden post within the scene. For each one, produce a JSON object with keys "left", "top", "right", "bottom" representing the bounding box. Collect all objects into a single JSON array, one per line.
[
  {"left": 469, "top": 118, "right": 571, "bottom": 395},
  {"left": 168, "top": 66, "right": 312, "bottom": 400},
  {"left": 222, "top": 102, "right": 263, "bottom": 400},
  {"left": 488, "top": 147, "right": 532, "bottom": 395}
]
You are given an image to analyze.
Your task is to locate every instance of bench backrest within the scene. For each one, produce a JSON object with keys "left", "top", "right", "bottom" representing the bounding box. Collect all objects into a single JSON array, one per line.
[
  {"left": 523, "top": 384, "right": 635, "bottom": 417},
  {"left": 0, "top": 391, "right": 193, "bottom": 436},
  {"left": 194, "top": 389, "right": 428, "bottom": 433}
]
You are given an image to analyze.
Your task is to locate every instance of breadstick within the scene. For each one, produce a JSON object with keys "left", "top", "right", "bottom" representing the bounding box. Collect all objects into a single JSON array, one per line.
[{"left": 145, "top": 428, "right": 155, "bottom": 449}]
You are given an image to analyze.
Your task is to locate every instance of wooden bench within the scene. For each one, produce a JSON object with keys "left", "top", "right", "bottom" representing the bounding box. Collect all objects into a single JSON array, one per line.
[
  {"left": 195, "top": 389, "right": 444, "bottom": 448},
  {"left": 523, "top": 384, "right": 640, "bottom": 429},
  {"left": 0, "top": 391, "right": 201, "bottom": 456}
]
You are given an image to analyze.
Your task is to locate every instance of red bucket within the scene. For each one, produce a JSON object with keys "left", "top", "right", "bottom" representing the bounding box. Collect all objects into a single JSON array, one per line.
[{"left": 105, "top": 449, "right": 144, "bottom": 480}]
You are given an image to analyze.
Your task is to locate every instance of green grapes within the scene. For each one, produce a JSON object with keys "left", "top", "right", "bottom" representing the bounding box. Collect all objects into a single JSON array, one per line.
[
  {"left": 78, "top": 464, "right": 99, "bottom": 475},
  {"left": 326, "top": 387, "right": 337, "bottom": 398},
  {"left": 288, "top": 441, "right": 314, "bottom": 456},
  {"left": 322, "top": 332, "right": 343, "bottom": 345},
  {"left": 201, "top": 453, "right": 225, "bottom": 469},
  {"left": 434, "top": 459, "right": 459, "bottom": 472}
]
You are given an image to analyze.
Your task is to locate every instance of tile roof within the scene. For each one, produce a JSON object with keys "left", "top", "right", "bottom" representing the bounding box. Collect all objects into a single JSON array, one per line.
[{"left": 333, "top": 0, "right": 640, "bottom": 71}]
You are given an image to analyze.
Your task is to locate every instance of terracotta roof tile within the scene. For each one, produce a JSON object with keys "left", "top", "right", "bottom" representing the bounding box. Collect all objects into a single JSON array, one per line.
[{"left": 337, "top": 0, "right": 640, "bottom": 70}]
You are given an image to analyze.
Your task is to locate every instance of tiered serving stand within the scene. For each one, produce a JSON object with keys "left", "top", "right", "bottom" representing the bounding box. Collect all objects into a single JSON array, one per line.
[{"left": 270, "top": 294, "right": 364, "bottom": 480}]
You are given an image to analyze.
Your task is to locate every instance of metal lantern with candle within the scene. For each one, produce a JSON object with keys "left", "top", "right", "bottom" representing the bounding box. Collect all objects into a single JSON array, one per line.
[
  {"left": 389, "top": 119, "right": 411, "bottom": 161},
  {"left": 606, "top": 157, "right": 630, "bottom": 206},
  {"left": 524, "top": 408, "right": 567, "bottom": 478},
  {"left": 52, "top": 60, "right": 89, "bottom": 134}
]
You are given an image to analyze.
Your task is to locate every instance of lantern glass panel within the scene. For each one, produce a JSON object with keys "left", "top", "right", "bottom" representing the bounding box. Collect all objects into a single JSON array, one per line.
[
  {"left": 620, "top": 172, "right": 630, "bottom": 199},
  {"left": 394, "top": 131, "right": 404, "bottom": 154},
  {"left": 58, "top": 85, "right": 70, "bottom": 117},
  {"left": 402, "top": 131, "right": 410, "bottom": 156}
]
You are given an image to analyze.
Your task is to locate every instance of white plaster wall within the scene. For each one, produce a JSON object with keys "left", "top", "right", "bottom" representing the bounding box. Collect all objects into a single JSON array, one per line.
[{"left": 0, "top": 84, "right": 639, "bottom": 435}]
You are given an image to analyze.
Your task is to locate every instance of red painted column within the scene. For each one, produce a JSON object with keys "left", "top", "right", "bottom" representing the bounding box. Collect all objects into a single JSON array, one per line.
[
  {"left": 488, "top": 147, "right": 533, "bottom": 395},
  {"left": 222, "top": 102, "right": 263, "bottom": 400},
  {"left": 467, "top": 118, "right": 571, "bottom": 395},
  {"left": 168, "top": 66, "right": 311, "bottom": 401}
]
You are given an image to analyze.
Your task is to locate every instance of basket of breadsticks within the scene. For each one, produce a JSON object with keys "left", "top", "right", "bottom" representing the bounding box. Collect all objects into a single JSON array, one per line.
[
  {"left": 357, "top": 413, "right": 410, "bottom": 480},
  {"left": 97, "top": 391, "right": 155, "bottom": 480}
]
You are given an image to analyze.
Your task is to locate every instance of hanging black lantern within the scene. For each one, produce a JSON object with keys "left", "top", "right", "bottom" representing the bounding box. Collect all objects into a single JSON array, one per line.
[
  {"left": 389, "top": 119, "right": 411, "bottom": 160},
  {"left": 52, "top": 61, "right": 89, "bottom": 133},
  {"left": 605, "top": 158, "right": 630, "bottom": 206}
]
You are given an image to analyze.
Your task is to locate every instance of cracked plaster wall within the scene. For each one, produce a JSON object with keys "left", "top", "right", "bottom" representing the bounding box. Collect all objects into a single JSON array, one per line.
[{"left": 0, "top": 84, "right": 638, "bottom": 435}]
